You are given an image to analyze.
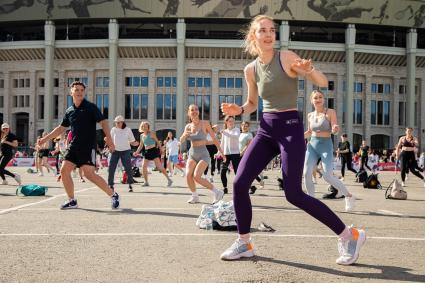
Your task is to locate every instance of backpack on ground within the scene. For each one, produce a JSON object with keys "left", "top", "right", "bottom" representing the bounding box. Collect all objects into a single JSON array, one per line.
[
  {"left": 356, "top": 170, "right": 368, "bottom": 183},
  {"left": 363, "top": 173, "right": 382, "bottom": 189},
  {"left": 132, "top": 166, "right": 141, "bottom": 177},
  {"left": 196, "top": 200, "right": 237, "bottom": 231},
  {"left": 16, "top": 184, "right": 48, "bottom": 196},
  {"left": 121, "top": 171, "right": 128, "bottom": 184},
  {"left": 385, "top": 179, "right": 407, "bottom": 200}
]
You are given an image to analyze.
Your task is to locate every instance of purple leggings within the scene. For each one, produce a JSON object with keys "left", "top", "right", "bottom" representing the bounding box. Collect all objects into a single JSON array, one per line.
[{"left": 233, "top": 111, "right": 346, "bottom": 235}]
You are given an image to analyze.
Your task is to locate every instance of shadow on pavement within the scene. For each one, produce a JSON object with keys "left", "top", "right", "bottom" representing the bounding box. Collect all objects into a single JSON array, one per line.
[
  {"left": 80, "top": 208, "right": 199, "bottom": 219},
  {"left": 253, "top": 256, "right": 425, "bottom": 282}
]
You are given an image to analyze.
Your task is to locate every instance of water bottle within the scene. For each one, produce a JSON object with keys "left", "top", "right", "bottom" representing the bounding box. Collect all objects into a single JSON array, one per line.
[{"left": 205, "top": 210, "right": 214, "bottom": 231}]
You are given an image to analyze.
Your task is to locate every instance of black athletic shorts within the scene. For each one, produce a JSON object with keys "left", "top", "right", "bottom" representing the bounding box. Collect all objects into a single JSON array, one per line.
[
  {"left": 144, "top": 147, "right": 160, "bottom": 161},
  {"left": 64, "top": 147, "right": 96, "bottom": 168},
  {"left": 38, "top": 149, "right": 49, "bottom": 158}
]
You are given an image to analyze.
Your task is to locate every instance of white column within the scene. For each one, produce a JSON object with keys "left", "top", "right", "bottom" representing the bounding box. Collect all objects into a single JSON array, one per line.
[
  {"left": 406, "top": 29, "right": 417, "bottom": 128},
  {"left": 211, "top": 68, "right": 219, "bottom": 125},
  {"left": 336, "top": 74, "right": 344, "bottom": 133},
  {"left": 29, "top": 71, "right": 36, "bottom": 145},
  {"left": 44, "top": 20, "right": 55, "bottom": 132},
  {"left": 3, "top": 72, "right": 10, "bottom": 127},
  {"left": 108, "top": 19, "right": 119, "bottom": 126},
  {"left": 364, "top": 75, "right": 371, "bottom": 144},
  {"left": 148, "top": 68, "right": 156, "bottom": 123},
  {"left": 392, "top": 77, "right": 400, "bottom": 145},
  {"left": 176, "top": 19, "right": 186, "bottom": 137},
  {"left": 57, "top": 71, "right": 65, "bottom": 118},
  {"left": 279, "top": 21, "right": 290, "bottom": 50},
  {"left": 345, "top": 24, "right": 355, "bottom": 142}
]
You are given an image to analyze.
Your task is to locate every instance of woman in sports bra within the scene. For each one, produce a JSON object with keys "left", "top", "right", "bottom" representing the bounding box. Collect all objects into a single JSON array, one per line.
[
  {"left": 134, "top": 121, "right": 172, "bottom": 187},
  {"left": 396, "top": 127, "right": 424, "bottom": 187},
  {"left": 304, "top": 90, "right": 355, "bottom": 212},
  {"left": 180, "top": 104, "right": 226, "bottom": 204}
]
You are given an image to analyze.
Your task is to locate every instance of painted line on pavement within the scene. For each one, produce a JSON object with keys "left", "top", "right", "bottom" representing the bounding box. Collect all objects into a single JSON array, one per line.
[
  {"left": 377, "top": 209, "right": 404, "bottom": 216},
  {"left": 0, "top": 233, "right": 424, "bottom": 241},
  {"left": 0, "top": 187, "right": 96, "bottom": 215}
]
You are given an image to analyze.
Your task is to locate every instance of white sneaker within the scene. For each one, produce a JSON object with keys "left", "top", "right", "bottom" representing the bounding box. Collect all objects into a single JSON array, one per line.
[
  {"left": 345, "top": 195, "right": 356, "bottom": 212},
  {"left": 336, "top": 226, "right": 366, "bottom": 265},
  {"left": 167, "top": 172, "right": 172, "bottom": 177},
  {"left": 220, "top": 238, "right": 255, "bottom": 260},
  {"left": 14, "top": 174, "right": 22, "bottom": 185},
  {"left": 401, "top": 181, "right": 406, "bottom": 187},
  {"left": 339, "top": 177, "right": 345, "bottom": 181},
  {"left": 1, "top": 179, "right": 8, "bottom": 185},
  {"left": 187, "top": 195, "right": 199, "bottom": 204},
  {"left": 38, "top": 173, "right": 44, "bottom": 177},
  {"left": 213, "top": 189, "right": 224, "bottom": 204}
]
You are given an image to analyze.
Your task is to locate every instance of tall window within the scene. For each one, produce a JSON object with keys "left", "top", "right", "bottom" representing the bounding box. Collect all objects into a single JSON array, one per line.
[
  {"left": 354, "top": 82, "right": 363, "bottom": 93},
  {"left": 353, "top": 99, "right": 362, "bottom": 124},
  {"left": 156, "top": 93, "right": 176, "bottom": 120},
  {"left": 38, "top": 95, "right": 44, "bottom": 119},
  {"left": 67, "top": 96, "right": 73, "bottom": 108},
  {"left": 218, "top": 95, "right": 243, "bottom": 121},
  {"left": 188, "top": 95, "right": 210, "bottom": 120},
  {"left": 218, "top": 77, "right": 243, "bottom": 89},
  {"left": 398, "top": 102, "right": 405, "bottom": 126},
  {"left": 96, "top": 77, "right": 109, "bottom": 88},
  {"left": 125, "top": 94, "right": 148, "bottom": 120},
  {"left": 96, "top": 94, "right": 109, "bottom": 118},
  {"left": 67, "top": 77, "right": 88, "bottom": 87},
  {"left": 371, "top": 100, "right": 390, "bottom": 125},
  {"left": 298, "top": 79, "right": 305, "bottom": 91},
  {"left": 54, "top": 95, "right": 59, "bottom": 119},
  {"left": 327, "top": 98, "right": 335, "bottom": 109},
  {"left": 0, "top": 96, "right": 3, "bottom": 108},
  {"left": 187, "top": 76, "right": 211, "bottom": 119},
  {"left": 125, "top": 76, "right": 149, "bottom": 87}
]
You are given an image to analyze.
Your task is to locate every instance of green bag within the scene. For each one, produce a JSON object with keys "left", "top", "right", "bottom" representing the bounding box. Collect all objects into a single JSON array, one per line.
[{"left": 16, "top": 184, "right": 48, "bottom": 196}]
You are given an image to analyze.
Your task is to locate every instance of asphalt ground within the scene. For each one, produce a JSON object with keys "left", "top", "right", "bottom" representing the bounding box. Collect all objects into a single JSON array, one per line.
[{"left": 0, "top": 167, "right": 425, "bottom": 283}]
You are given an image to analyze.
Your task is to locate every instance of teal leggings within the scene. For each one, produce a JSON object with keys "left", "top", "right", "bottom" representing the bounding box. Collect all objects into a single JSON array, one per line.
[{"left": 303, "top": 137, "right": 350, "bottom": 197}]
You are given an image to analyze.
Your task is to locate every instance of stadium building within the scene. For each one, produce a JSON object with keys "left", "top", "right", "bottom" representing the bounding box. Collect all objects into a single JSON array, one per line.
[{"left": 0, "top": 0, "right": 424, "bottom": 152}]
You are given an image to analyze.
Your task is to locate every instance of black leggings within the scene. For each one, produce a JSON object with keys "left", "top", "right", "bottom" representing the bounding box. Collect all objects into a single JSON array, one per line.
[
  {"left": 360, "top": 156, "right": 372, "bottom": 171},
  {"left": 0, "top": 154, "right": 15, "bottom": 180},
  {"left": 204, "top": 144, "right": 218, "bottom": 176},
  {"left": 221, "top": 154, "right": 241, "bottom": 189},
  {"left": 400, "top": 151, "right": 424, "bottom": 182},
  {"left": 340, "top": 154, "right": 357, "bottom": 177}
]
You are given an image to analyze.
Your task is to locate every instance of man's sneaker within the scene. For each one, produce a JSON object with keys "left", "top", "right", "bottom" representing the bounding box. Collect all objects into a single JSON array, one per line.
[
  {"left": 128, "top": 185, "right": 133, "bottom": 192},
  {"left": 213, "top": 189, "right": 224, "bottom": 204},
  {"left": 345, "top": 195, "right": 356, "bottom": 212},
  {"left": 336, "top": 226, "right": 366, "bottom": 265},
  {"left": 14, "top": 174, "right": 22, "bottom": 185},
  {"left": 249, "top": 185, "right": 257, "bottom": 195},
  {"left": 187, "top": 195, "right": 199, "bottom": 204},
  {"left": 167, "top": 178, "right": 173, "bottom": 187},
  {"left": 38, "top": 173, "right": 44, "bottom": 177},
  {"left": 220, "top": 238, "right": 255, "bottom": 260},
  {"left": 1, "top": 179, "right": 8, "bottom": 185},
  {"left": 60, "top": 199, "right": 78, "bottom": 209},
  {"left": 111, "top": 192, "right": 120, "bottom": 209},
  {"left": 339, "top": 177, "right": 345, "bottom": 181},
  {"left": 142, "top": 182, "right": 150, "bottom": 187},
  {"left": 401, "top": 181, "right": 406, "bottom": 187},
  {"left": 323, "top": 186, "right": 337, "bottom": 199}
]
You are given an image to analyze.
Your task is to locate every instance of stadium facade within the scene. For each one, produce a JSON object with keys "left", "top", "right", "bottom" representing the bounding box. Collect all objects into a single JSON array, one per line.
[{"left": 0, "top": 0, "right": 424, "bottom": 152}]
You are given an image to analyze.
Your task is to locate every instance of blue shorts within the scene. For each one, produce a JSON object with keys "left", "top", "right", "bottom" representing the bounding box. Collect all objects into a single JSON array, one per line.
[{"left": 168, "top": 155, "right": 179, "bottom": 164}]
